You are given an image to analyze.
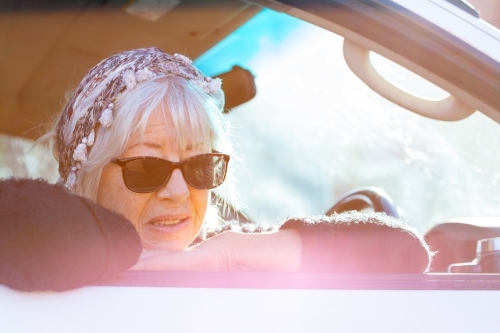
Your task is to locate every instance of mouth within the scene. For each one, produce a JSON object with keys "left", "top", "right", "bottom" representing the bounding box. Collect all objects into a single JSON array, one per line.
[
  {"left": 140, "top": 214, "right": 197, "bottom": 251},
  {"left": 151, "top": 220, "right": 184, "bottom": 226},
  {"left": 144, "top": 216, "right": 191, "bottom": 235}
]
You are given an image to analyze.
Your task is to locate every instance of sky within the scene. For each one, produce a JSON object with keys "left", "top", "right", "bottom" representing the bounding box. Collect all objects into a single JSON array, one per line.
[{"left": 194, "top": 9, "right": 302, "bottom": 76}]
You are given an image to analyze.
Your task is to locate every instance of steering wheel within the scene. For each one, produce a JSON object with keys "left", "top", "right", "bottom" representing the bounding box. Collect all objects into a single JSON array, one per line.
[{"left": 326, "top": 186, "right": 399, "bottom": 218}]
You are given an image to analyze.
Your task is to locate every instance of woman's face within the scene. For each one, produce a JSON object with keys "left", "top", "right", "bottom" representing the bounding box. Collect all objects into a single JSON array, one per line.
[{"left": 97, "top": 106, "right": 210, "bottom": 252}]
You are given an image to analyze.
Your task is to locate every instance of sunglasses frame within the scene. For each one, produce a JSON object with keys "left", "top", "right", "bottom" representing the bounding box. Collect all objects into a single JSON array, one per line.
[{"left": 111, "top": 152, "right": 230, "bottom": 193}]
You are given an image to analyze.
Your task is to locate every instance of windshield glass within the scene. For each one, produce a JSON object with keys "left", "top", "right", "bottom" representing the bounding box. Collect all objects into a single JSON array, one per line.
[
  {"left": 1, "top": 8, "right": 500, "bottom": 234},
  {"left": 195, "top": 9, "right": 500, "bottom": 234}
]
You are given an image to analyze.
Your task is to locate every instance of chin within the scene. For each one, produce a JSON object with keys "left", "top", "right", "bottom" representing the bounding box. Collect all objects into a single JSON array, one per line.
[
  {"left": 138, "top": 218, "right": 200, "bottom": 252},
  {"left": 142, "top": 238, "right": 192, "bottom": 253}
]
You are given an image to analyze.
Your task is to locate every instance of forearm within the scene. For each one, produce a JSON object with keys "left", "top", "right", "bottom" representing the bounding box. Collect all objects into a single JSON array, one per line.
[
  {"left": 132, "top": 212, "right": 432, "bottom": 273},
  {"left": 131, "top": 229, "right": 302, "bottom": 271},
  {"left": 281, "top": 212, "right": 432, "bottom": 274},
  {"left": 229, "top": 229, "right": 302, "bottom": 272}
]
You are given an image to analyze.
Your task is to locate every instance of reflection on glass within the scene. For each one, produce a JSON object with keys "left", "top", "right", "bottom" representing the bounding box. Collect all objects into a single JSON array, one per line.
[
  {"left": 196, "top": 9, "right": 500, "bottom": 233},
  {"left": 0, "top": 135, "right": 59, "bottom": 183}
]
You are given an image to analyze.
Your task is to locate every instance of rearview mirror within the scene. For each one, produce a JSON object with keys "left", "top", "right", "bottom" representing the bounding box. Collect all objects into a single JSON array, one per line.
[{"left": 216, "top": 66, "right": 256, "bottom": 111}]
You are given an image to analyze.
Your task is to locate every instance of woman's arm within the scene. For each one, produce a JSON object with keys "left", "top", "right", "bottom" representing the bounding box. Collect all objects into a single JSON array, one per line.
[
  {"left": 0, "top": 178, "right": 432, "bottom": 292},
  {"left": 0, "top": 178, "right": 142, "bottom": 291},
  {"left": 281, "top": 212, "right": 433, "bottom": 274},
  {"left": 132, "top": 212, "right": 432, "bottom": 273},
  {"left": 131, "top": 229, "right": 302, "bottom": 271}
]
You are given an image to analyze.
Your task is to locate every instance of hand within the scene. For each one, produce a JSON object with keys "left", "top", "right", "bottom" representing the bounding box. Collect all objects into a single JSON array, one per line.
[{"left": 129, "top": 229, "right": 302, "bottom": 272}]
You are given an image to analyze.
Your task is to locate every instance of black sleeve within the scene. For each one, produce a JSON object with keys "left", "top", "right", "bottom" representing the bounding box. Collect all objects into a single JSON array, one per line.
[
  {"left": 0, "top": 178, "right": 142, "bottom": 291},
  {"left": 280, "top": 212, "right": 433, "bottom": 274}
]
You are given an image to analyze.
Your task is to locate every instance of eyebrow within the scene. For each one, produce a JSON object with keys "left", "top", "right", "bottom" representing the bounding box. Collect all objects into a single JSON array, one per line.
[
  {"left": 127, "top": 141, "right": 197, "bottom": 151},
  {"left": 127, "top": 141, "right": 164, "bottom": 150}
]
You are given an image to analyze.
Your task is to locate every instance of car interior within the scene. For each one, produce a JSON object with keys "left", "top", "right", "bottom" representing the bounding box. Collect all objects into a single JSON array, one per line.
[{"left": 2, "top": 0, "right": 500, "bottom": 280}]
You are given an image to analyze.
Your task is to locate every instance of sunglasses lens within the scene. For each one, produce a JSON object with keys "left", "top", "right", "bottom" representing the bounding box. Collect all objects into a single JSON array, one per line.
[
  {"left": 184, "top": 154, "right": 228, "bottom": 189},
  {"left": 122, "top": 158, "right": 171, "bottom": 192},
  {"left": 119, "top": 154, "right": 228, "bottom": 192}
]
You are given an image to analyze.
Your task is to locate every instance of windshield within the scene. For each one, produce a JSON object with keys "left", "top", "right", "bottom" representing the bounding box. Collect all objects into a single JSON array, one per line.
[
  {"left": 195, "top": 9, "right": 500, "bottom": 234},
  {"left": 1, "top": 8, "right": 500, "bottom": 234}
]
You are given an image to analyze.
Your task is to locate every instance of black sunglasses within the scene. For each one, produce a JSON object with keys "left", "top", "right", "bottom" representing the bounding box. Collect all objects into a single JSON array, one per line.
[{"left": 111, "top": 153, "right": 230, "bottom": 193}]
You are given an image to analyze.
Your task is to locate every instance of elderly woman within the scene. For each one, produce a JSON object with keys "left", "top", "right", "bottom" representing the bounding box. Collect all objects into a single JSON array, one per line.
[{"left": 0, "top": 48, "right": 431, "bottom": 290}]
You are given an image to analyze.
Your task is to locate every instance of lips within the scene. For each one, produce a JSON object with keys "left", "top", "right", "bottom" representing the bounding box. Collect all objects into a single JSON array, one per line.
[
  {"left": 151, "top": 220, "right": 182, "bottom": 226},
  {"left": 139, "top": 213, "right": 198, "bottom": 251},
  {"left": 145, "top": 215, "right": 190, "bottom": 230},
  {"left": 144, "top": 215, "right": 191, "bottom": 235}
]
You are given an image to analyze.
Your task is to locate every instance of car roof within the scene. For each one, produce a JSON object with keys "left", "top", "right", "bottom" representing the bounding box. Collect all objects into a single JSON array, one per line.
[
  {"left": 0, "top": 0, "right": 262, "bottom": 139},
  {"left": 1, "top": 0, "right": 499, "bottom": 139}
]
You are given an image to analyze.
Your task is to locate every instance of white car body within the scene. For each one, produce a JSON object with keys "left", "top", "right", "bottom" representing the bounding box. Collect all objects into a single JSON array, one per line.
[{"left": 1, "top": 284, "right": 500, "bottom": 332}]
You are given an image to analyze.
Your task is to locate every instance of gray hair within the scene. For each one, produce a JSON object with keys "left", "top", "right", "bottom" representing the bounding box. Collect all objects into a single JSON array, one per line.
[{"left": 46, "top": 75, "right": 239, "bottom": 231}]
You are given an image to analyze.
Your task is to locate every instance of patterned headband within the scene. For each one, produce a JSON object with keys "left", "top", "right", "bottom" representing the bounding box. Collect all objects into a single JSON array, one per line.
[{"left": 56, "top": 47, "right": 222, "bottom": 192}]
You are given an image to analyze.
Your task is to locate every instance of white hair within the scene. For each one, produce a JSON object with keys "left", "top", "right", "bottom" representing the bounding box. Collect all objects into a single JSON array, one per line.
[{"left": 47, "top": 76, "right": 239, "bottom": 231}]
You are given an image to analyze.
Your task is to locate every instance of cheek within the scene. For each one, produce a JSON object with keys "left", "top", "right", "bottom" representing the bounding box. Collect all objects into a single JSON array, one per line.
[
  {"left": 97, "top": 165, "right": 145, "bottom": 226},
  {"left": 191, "top": 189, "right": 210, "bottom": 224}
]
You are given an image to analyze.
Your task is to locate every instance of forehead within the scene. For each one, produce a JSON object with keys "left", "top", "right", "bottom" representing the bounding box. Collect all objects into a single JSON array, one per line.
[
  {"left": 144, "top": 107, "right": 174, "bottom": 133},
  {"left": 129, "top": 105, "right": 208, "bottom": 152}
]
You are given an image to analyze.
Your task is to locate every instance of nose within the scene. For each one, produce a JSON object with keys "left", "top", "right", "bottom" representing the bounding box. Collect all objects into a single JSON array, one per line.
[{"left": 156, "top": 168, "right": 190, "bottom": 204}]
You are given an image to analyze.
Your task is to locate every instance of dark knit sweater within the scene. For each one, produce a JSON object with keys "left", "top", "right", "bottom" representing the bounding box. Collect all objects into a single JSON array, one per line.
[
  {"left": 281, "top": 213, "right": 431, "bottom": 274},
  {"left": 0, "top": 178, "right": 431, "bottom": 291}
]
